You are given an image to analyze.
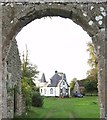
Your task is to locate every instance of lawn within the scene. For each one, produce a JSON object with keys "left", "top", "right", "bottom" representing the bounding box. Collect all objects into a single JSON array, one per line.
[{"left": 17, "top": 96, "right": 100, "bottom": 119}]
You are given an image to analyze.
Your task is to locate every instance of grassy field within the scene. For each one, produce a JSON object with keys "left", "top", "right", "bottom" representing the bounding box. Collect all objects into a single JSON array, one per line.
[{"left": 18, "top": 96, "right": 100, "bottom": 119}]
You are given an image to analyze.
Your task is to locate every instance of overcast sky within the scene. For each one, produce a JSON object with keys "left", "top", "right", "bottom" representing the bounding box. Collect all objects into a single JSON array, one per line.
[{"left": 16, "top": 16, "right": 91, "bottom": 83}]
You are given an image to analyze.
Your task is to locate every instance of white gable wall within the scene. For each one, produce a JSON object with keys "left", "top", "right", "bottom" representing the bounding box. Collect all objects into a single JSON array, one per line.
[
  {"left": 40, "top": 87, "right": 57, "bottom": 96},
  {"left": 39, "top": 87, "right": 46, "bottom": 96},
  {"left": 39, "top": 77, "right": 70, "bottom": 97},
  {"left": 58, "top": 80, "right": 70, "bottom": 96},
  {"left": 59, "top": 80, "right": 68, "bottom": 89},
  {"left": 55, "top": 87, "right": 60, "bottom": 96},
  {"left": 46, "top": 87, "right": 55, "bottom": 96}
]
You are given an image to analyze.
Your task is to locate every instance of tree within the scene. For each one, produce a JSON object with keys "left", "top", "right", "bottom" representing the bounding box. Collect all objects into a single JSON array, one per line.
[
  {"left": 21, "top": 46, "right": 39, "bottom": 110},
  {"left": 86, "top": 42, "right": 98, "bottom": 94},
  {"left": 70, "top": 78, "right": 77, "bottom": 95},
  {"left": 84, "top": 79, "right": 98, "bottom": 95},
  {"left": 22, "top": 47, "right": 39, "bottom": 86},
  {"left": 87, "top": 42, "right": 98, "bottom": 68}
]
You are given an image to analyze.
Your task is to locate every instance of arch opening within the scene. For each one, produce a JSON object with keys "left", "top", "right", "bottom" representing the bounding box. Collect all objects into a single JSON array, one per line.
[
  {"left": 2, "top": 3, "right": 105, "bottom": 119},
  {"left": 15, "top": 16, "right": 99, "bottom": 118}
]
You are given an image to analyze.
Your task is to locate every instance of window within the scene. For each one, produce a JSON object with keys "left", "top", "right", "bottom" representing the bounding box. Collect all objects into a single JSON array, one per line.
[
  {"left": 60, "top": 89, "right": 62, "bottom": 93},
  {"left": 41, "top": 89, "right": 42, "bottom": 93},
  {"left": 62, "top": 87, "right": 66, "bottom": 94},
  {"left": 50, "top": 88, "right": 53, "bottom": 94},
  {"left": 63, "top": 82, "right": 65, "bottom": 85}
]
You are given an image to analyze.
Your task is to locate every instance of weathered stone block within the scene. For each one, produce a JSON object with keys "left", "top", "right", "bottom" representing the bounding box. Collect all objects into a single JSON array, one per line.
[{"left": 0, "top": 0, "right": 107, "bottom": 3}]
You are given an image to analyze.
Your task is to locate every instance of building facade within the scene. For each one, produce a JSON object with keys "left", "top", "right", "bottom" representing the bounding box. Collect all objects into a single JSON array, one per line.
[{"left": 39, "top": 71, "right": 70, "bottom": 97}]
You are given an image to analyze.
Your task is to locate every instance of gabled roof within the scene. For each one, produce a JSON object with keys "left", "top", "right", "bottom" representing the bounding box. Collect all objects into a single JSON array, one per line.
[
  {"left": 77, "top": 79, "right": 85, "bottom": 87},
  {"left": 40, "top": 73, "right": 46, "bottom": 83},
  {"left": 48, "top": 71, "right": 62, "bottom": 87},
  {"left": 58, "top": 79, "right": 70, "bottom": 87}
]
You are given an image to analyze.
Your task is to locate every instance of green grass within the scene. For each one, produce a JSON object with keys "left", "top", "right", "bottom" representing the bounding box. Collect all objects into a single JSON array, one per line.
[{"left": 17, "top": 96, "right": 100, "bottom": 119}]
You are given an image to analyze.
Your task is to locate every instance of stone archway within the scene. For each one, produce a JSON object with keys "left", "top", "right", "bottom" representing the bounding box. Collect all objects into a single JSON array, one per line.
[{"left": 0, "top": 0, "right": 107, "bottom": 119}]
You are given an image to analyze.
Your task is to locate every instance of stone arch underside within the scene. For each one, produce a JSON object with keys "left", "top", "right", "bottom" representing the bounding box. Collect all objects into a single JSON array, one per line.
[{"left": 1, "top": 1, "right": 107, "bottom": 119}]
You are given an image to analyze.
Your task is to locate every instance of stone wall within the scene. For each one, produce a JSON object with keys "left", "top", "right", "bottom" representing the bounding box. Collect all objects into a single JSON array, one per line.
[
  {"left": 0, "top": 4, "right": 2, "bottom": 120},
  {"left": 0, "top": 0, "right": 107, "bottom": 119},
  {"left": 2, "top": 38, "right": 23, "bottom": 118},
  {"left": 0, "top": 0, "right": 107, "bottom": 3}
]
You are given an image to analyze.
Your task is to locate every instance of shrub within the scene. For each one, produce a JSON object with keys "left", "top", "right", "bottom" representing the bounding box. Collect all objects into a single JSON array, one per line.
[{"left": 32, "top": 92, "right": 44, "bottom": 107}]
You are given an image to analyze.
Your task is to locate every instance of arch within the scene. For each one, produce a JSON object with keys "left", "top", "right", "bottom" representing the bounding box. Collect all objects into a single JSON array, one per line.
[
  {"left": 3, "top": 2, "right": 102, "bottom": 54},
  {"left": 1, "top": 1, "right": 107, "bottom": 119}
]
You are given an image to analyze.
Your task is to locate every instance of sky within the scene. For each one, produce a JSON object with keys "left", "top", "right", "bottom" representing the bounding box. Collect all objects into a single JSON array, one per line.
[{"left": 16, "top": 16, "right": 91, "bottom": 83}]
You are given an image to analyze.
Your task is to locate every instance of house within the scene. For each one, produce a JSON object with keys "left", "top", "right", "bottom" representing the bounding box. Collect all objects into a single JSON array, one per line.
[
  {"left": 38, "top": 71, "right": 70, "bottom": 97},
  {"left": 77, "top": 80, "right": 85, "bottom": 94},
  {"left": 73, "top": 80, "right": 85, "bottom": 95},
  {"left": 73, "top": 81, "right": 80, "bottom": 94}
]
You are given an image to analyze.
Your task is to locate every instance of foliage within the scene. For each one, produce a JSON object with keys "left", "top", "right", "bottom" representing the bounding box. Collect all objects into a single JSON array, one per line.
[
  {"left": 21, "top": 46, "right": 40, "bottom": 110},
  {"left": 87, "top": 42, "right": 98, "bottom": 80},
  {"left": 32, "top": 92, "right": 44, "bottom": 107},
  {"left": 22, "top": 48, "right": 39, "bottom": 86},
  {"left": 70, "top": 78, "right": 77, "bottom": 94},
  {"left": 70, "top": 81, "right": 75, "bottom": 95},
  {"left": 84, "top": 79, "right": 98, "bottom": 95},
  {"left": 77, "top": 42, "right": 98, "bottom": 95},
  {"left": 86, "top": 42, "right": 98, "bottom": 94},
  {"left": 87, "top": 42, "right": 98, "bottom": 68},
  {"left": 22, "top": 77, "right": 33, "bottom": 108}
]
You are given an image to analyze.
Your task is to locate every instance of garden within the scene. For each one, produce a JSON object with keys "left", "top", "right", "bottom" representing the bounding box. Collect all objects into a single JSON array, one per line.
[{"left": 16, "top": 96, "right": 100, "bottom": 119}]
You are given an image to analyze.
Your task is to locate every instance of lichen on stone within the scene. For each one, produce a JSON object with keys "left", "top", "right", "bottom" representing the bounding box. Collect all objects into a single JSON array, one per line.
[
  {"left": 95, "top": 15, "right": 103, "bottom": 21},
  {"left": 88, "top": 20, "right": 93, "bottom": 26}
]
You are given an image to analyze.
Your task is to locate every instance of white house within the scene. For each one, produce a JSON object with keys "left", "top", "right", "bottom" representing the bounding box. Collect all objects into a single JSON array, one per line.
[{"left": 38, "top": 71, "right": 70, "bottom": 97}]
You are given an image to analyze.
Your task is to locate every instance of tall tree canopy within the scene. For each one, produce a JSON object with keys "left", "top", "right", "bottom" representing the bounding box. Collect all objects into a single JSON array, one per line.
[
  {"left": 87, "top": 42, "right": 98, "bottom": 69},
  {"left": 85, "top": 42, "right": 98, "bottom": 94},
  {"left": 86, "top": 42, "right": 98, "bottom": 81},
  {"left": 21, "top": 46, "right": 39, "bottom": 109}
]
